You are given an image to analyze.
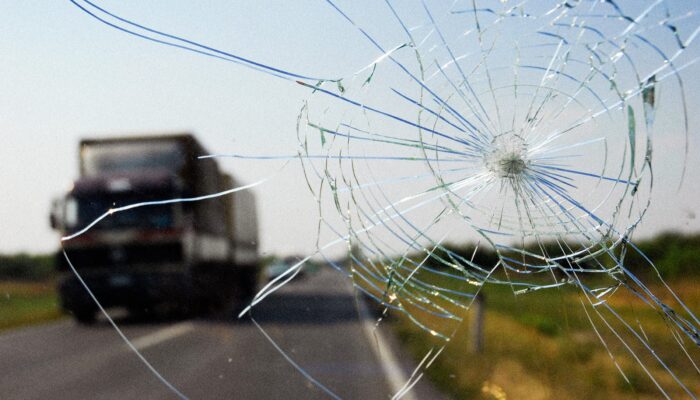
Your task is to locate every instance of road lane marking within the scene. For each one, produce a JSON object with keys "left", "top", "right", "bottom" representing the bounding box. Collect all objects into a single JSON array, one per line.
[
  {"left": 131, "top": 322, "right": 195, "bottom": 351},
  {"left": 357, "top": 299, "right": 418, "bottom": 400}
]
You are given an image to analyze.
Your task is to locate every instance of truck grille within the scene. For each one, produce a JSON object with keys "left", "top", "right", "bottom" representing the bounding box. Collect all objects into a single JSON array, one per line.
[{"left": 59, "top": 242, "right": 183, "bottom": 270}]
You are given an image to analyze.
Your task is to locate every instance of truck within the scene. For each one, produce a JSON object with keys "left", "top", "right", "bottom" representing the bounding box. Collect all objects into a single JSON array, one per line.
[{"left": 49, "top": 133, "right": 260, "bottom": 323}]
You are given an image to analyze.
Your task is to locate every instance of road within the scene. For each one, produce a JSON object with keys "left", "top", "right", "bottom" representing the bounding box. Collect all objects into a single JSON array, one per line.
[{"left": 0, "top": 268, "right": 444, "bottom": 399}]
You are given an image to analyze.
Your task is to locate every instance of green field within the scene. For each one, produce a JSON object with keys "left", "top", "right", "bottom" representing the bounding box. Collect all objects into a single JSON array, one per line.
[
  {"left": 391, "top": 277, "right": 700, "bottom": 399},
  {"left": 0, "top": 281, "right": 63, "bottom": 331}
]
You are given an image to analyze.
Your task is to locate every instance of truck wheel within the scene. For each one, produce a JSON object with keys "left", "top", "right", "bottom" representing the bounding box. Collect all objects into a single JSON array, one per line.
[
  {"left": 241, "top": 270, "right": 259, "bottom": 303},
  {"left": 73, "top": 308, "right": 97, "bottom": 325},
  {"left": 230, "top": 269, "right": 258, "bottom": 314}
]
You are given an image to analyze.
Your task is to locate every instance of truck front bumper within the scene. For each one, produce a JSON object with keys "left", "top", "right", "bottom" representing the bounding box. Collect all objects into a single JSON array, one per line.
[{"left": 58, "top": 269, "right": 192, "bottom": 312}]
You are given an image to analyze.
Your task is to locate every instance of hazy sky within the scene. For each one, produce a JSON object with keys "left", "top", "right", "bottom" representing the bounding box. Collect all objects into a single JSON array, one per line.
[{"left": 2, "top": 1, "right": 699, "bottom": 257}]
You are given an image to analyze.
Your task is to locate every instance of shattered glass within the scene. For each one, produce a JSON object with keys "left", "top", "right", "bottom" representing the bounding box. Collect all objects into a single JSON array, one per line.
[{"left": 65, "top": 1, "right": 700, "bottom": 398}]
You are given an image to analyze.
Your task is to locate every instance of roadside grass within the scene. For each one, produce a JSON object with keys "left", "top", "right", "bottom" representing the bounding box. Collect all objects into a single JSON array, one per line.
[
  {"left": 390, "top": 275, "right": 700, "bottom": 399},
  {"left": 0, "top": 281, "right": 63, "bottom": 331}
]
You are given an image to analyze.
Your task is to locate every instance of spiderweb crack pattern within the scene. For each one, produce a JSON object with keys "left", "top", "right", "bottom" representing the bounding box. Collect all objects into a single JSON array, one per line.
[
  {"left": 68, "top": 0, "right": 700, "bottom": 397},
  {"left": 294, "top": 1, "right": 700, "bottom": 396}
]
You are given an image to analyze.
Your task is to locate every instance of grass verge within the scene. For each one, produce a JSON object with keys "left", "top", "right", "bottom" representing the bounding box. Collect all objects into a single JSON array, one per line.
[
  {"left": 390, "top": 279, "right": 700, "bottom": 399},
  {"left": 0, "top": 281, "right": 63, "bottom": 332}
]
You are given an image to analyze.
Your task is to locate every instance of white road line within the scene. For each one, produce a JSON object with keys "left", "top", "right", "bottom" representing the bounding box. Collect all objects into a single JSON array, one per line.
[
  {"left": 357, "top": 299, "right": 418, "bottom": 400},
  {"left": 130, "top": 322, "right": 195, "bottom": 351}
]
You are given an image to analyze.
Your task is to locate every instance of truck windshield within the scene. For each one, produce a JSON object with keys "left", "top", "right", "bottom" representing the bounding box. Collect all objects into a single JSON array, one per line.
[
  {"left": 73, "top": 196, "right": 175, "bottom": 231},
  {"left": 81, "top": 141, "right": 185, "bottom": 176}
]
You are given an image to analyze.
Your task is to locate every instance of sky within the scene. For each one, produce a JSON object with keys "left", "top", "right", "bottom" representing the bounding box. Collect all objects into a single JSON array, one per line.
[{"left": 1, "top": 1, "right": 699, "bottom": 257}]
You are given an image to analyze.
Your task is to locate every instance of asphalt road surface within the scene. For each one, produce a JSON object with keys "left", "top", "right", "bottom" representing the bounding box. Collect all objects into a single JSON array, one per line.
[{"left": 0, "top": 268, "right": 444, "bottom": 400}]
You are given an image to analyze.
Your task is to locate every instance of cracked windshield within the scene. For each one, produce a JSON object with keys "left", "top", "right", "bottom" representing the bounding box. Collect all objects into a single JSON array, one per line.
[{"left": 3, "top": 1, "right": 700, "bottom": 399}]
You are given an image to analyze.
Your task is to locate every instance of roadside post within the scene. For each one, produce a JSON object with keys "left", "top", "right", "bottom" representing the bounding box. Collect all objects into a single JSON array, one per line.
[{"left": 469, "top": 292, "right": 485, "bottom": 353}]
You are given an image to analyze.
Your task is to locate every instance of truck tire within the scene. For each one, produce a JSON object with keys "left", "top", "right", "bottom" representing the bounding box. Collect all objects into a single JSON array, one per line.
[
  {"left": 239, "top": 270, "right": 258, "bottom": 303},
  {"left": 73, "top": 307, "right": 97, "bottom": 325},
  {"left": 231, "top": 267, "right": 259, "bottom": 312}
]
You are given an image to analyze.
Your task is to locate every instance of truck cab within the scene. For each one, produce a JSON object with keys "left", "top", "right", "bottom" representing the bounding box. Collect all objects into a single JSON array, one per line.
[{"left": 51, "top": 134, "right": 259, "bottom": 323}]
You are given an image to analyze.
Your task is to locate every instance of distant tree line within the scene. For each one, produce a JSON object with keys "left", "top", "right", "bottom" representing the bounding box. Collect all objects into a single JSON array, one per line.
[
  {"left": 0, "top": 253, "right": 55, "bottom": 281},
  {"left": 2, "top": 232, "right": 698, "bottom": 282},
  {"left": 616, "top": 232, "right": 700, "bottom": 279},
  {"left": 415, "top": 231, "right": 700, "bottom": 281}
]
